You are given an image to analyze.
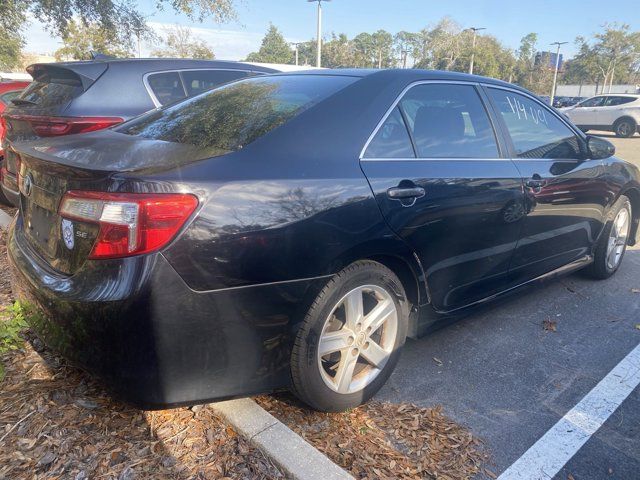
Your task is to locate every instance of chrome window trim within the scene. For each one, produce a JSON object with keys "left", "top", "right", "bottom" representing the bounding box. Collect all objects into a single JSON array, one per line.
[
  {"left": 361, "top": 157, "right": 514, "bottom": 162},
  {"left": 143, "top": 68, "right": 256, "bottom": 108},
  {"left": 359, "top": 79, "right": 503, "bottom": 161}
]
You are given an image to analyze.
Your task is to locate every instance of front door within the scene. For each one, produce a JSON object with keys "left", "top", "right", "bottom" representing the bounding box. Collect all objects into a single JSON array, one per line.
[
  {"left": 568, "top": 96, "right": 605, "bottom": 128},
  {"left": 360, "top": 82, "right": 525, "bottom": 312},
  {"left": 485, "top": 87, "right": 609, "bottom": 283}
]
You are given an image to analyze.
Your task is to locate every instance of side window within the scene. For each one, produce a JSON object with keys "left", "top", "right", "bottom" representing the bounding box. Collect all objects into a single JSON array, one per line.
[
  {"left": 147, "top": 72, "right": 186, "bottom": 106},
  {"left": 605, "top": 96, "right": 635, "bottom": 106},
  {"left": 364, "top": 107, "right": 415, "bottom": 158},
  {"left": 181, "top": 70, "right": 251, "bottom": 97},
  {"left": 398, "top": 83, "right": 499, "bottom": 158},
  {"left": 580, "top": 96, "right": 606, "bottom": 107},
  {"left": 488, "top": 88, "right": 582, "bottom": 160}
]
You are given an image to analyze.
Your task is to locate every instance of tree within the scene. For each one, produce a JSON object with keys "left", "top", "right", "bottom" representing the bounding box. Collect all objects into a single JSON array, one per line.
[
  {"left": 151, "top": 25, "right": 215, "bottom": 59},
  {"left": 2, "top": 0, "right": 237, "bottom": 68},
  {"left": 54, "top": 20, "right": 134, "bottom": 61},
  {"left": 245, "top": 24, "right": 292, "bottom": 64},
  {"left": 322, "top": 33, "right": 354, "bottom": 68}
]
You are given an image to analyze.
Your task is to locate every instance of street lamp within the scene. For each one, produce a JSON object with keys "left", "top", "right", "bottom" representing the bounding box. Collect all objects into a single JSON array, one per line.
[
  {"left": 307, "top": 0, "right": 331, "bottom": 68},
  {"left": 290, "top": 42, "right": 302, "bottom": 66},
  {"left": 550, "top": 41, "right": 568, "bottom": 106},
  {"left": 466, "top": 27, "right": 486, "bottom": 75}
]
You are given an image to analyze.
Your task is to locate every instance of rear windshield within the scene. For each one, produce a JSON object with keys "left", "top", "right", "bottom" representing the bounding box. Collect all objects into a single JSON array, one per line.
[
  {"left": 117, "top": 75, "right": 356, "bottom": 155},
  {"left": 16, "top": 68, "right": 82, "bottom": 108}
]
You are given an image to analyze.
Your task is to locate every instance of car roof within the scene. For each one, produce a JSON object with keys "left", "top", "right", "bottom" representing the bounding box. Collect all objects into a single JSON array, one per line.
[{"left": 275, "top": 67, "right": 520, "bottom": 89}]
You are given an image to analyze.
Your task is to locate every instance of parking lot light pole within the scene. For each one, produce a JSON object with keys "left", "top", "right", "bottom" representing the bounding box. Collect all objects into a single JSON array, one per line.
[
  {"left": 550, "top": 41, "right": 568, "bottom": 106},
  {"left": 291, "top": 42, "right": 301, "bottom": 66},
  {"left": 308, "top": 0, "right": 331, "bottom": 67},
  {"left": 467, "top": 27, "right": 486, "bottom": 75}
]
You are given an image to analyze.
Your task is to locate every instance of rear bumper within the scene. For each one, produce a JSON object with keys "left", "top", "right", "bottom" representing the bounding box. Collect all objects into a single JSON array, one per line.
[{"left": 8, "top": 217, "right": 329, "bottom": 408}]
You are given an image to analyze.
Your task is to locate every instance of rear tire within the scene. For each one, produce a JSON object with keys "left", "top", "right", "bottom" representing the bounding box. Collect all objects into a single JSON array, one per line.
[
  {"left": 290, "top": 260, "right": 408, "bottom": 412},
  {"left": 614, "top": 118, "right": 635, "bottom": 138},
  {"left": 585, "top": 196, "right": 632, "bottom": 279}
]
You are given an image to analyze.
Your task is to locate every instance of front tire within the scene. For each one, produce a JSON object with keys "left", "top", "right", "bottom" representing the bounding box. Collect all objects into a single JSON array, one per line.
[
  {"left": 290, "top": 260, "right": 408, "bottom": 412},
  {"left": 586, "top": 196, "right": 632, "bottom": 279}
]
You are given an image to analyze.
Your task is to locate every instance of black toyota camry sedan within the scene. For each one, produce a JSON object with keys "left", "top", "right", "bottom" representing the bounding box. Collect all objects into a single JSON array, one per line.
[{"left": 7, "top": 69, "right": 640, "bottom": 412}]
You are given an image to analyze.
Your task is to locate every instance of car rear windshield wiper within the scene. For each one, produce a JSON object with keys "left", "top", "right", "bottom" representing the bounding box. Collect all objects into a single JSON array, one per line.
[{"left": 11, "top": 98, "right": 38, "bottom": 106}]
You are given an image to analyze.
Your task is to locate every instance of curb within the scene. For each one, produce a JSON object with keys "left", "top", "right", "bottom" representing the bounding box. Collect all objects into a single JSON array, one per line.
[
  {"left": 0, "top": 209, "right": 12, "bottom": 230},
  {"left": 211, "top": 398, "right": 354, "bottom": 480}
]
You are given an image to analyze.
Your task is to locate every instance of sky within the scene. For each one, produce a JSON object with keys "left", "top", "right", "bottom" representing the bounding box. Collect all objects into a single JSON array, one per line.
[{"left": 23, "top": 0, "right": 640, "bottom": 61}]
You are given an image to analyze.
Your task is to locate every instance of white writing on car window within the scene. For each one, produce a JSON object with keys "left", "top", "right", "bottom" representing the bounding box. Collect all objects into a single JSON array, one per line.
[{"left": 506, "top": 96, "right": 548, "bottom": 127}]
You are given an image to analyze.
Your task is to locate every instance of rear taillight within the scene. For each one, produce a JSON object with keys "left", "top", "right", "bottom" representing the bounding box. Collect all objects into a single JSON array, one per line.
[
  {"left": 59, "top": 191, "right": 198, "bottom": 259},
  {"left": 5, "top": 115, "right": 123, "bottom": 137}
]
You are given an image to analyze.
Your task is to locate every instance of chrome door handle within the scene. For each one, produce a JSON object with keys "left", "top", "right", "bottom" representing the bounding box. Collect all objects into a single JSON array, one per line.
[{"left": 387, "top": 186, "right": 426, "bottom": 199}]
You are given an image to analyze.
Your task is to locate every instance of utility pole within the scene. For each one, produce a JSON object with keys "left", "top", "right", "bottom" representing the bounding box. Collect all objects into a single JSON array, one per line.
[
  {"left": 550, "top": 41, "right": 567, "bottom": 106},
  {"left": 466, "top": 27, "right": 486, "bottom": 75},
  {"left": 307, "top": 0, "right": 331, "bottom": 67},
  {"left": 401, "top": 49, "right": 408, "bottom": 69}
]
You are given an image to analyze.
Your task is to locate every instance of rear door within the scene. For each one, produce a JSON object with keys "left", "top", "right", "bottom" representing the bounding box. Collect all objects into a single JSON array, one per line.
[
  {"left": 360, "top": 81, "right": 525, "bottom": 312},
  {"left": 598, "top": 96, "right": 636, "bottom": 126},
  {"left": 485, "top": 86, "right": 609, "bottom": 282}
]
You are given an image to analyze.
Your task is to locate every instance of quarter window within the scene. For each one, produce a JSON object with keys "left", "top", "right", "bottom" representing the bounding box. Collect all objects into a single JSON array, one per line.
[
  {"left": 147, "top": 72, "right": 186, "bottom": 105},
  {"left": 488, "top": 88, "right": 582, "bottom": 160},
  {"left": 364, "top": 107, "right": 414, "bottom": 158},
  {"left": 398, "top": 83, "right": 499, "bottom": 158}
]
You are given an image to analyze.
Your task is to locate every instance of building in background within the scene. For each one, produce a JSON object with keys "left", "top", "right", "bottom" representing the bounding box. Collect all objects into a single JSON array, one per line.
[{"left": 535, "top": 51, "right": 563, "bottom": 70}]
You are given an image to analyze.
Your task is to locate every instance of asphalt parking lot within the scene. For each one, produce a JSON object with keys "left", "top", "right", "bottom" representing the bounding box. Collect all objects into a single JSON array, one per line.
[{"left": 376, "top": 132, "right": 640, "bottom": 479}]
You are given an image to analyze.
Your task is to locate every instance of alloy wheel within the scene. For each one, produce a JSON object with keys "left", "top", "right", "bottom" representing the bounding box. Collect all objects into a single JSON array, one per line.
[
  {"left": 606, "top": 206, "right": 630, "bottom": 270},
  {"left": 317, "top": 285, "right": 398, "bottom": 394}
]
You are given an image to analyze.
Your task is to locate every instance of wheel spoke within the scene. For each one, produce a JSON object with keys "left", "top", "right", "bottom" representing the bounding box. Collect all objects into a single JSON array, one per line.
[
  {"left": 344, "top": 289, "right": 364, "bottom": 330},
  {"left": 361, "top": 340, "right": 389, "bottom": 369},
  {"left": 318, "top": 330, "right": 352, "bottom": 356},
  {"left": 362, "top": 298, "right": 395, "bottom": 335},
  {"left": 334, "top": 350, "right": 359, "bottom": 393}
]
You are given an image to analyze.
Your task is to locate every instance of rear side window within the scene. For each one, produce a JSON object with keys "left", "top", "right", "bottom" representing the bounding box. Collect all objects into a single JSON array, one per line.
[
  {"left": 182, "top": 70, "right": 251, "bottom": 96},
  {"left": 398, "top": 83, "right": 499, "bottom": 158},
  {"left": 147, "top": 72, "right": 186, "bottom": 105},
  {"left": 364, "top": 107, "right": 414, "bottom": 158},
  {"left": 118, "top": 75, "right": 356, "bottom": 156},
  {"left": 605, "top": 96, "right": 636, "bottom": 106},
  {"left": 488, "top": 88, "right": 582, "bottom": 160}
]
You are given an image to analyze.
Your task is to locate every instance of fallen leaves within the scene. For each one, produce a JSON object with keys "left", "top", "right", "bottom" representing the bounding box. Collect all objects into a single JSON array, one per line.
[
  {"left": 0, "top": 338, "right": 283, "bottom": 480},
  {"left": 257, "top": 394, "right": 490, "bottom": 480},
  {"left": 543, "top": 319, "right": 558, "bottom": 332}
]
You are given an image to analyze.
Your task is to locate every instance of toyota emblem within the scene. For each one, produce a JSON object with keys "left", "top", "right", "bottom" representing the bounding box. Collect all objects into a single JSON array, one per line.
[{"left": 23, "top": 174, "right": 33, "bottom": 197}]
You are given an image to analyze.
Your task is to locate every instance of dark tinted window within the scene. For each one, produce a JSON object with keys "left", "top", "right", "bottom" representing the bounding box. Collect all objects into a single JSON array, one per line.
[
  {"left": 579, "top": 96, "right": 606, "bottom": 107},
  {"left": 604, "top": 96, "right": 636, "bottom": 106},
  {"left": 488, "top": 88, "right": 582, "bottom": 160},
  {"left": 182, "top": 70, "right": 251, "bottom": 96},
  {"left": 364, "top": 107, "right": 414, "bottom": 158},
  {"left": 147, "top": 72, "right": 186, "bottom": 105},
  {"left": 17, "top": 68, "right": 82, "bottom": 108},
  {"left": 398, "top": 83, "right": 498, "bottom": 158},
  {"left": 118, "top": 75, "right": 356, "bottom": 156}
]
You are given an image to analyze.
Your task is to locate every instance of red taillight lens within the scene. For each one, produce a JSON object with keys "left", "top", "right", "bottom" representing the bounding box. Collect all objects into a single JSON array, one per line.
[
  {"left": 5, "top": 115, "right": 123, "bottom": 137},
  {"left": 59, "top": 191, "right": 199, "bottom": 259}
]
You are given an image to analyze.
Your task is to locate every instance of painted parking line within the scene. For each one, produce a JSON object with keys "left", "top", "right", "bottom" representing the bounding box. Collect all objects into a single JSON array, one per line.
[{"left": 498, "top": 342, "right": 640, "bottom": 480}]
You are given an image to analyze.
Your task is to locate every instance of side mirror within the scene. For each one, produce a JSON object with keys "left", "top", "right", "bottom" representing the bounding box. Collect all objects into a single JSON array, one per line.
[{"left": 587, "top": 135, "right": 615, "bottom": 160}]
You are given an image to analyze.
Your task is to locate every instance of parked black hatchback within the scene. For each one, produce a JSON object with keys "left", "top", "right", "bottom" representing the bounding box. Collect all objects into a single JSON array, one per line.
[
  {"left": 0, "top": 58, "right": 280, "bottom": 206},
  {"left": 8, "top": 69, "right": 640, "bottom": 412}
]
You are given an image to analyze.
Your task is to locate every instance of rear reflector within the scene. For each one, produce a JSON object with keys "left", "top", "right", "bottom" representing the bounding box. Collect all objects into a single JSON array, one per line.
[
  {"left": 59, "top": 191, "right": 198, "bottom": 259},
  {"left": 3, "top": 114, "right": 123, "bottom": 137}
]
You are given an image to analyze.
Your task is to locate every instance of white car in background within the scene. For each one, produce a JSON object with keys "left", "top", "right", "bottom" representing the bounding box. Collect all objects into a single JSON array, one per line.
[{"left": 560, "top": 94, "right": 640, "bottom": 137}]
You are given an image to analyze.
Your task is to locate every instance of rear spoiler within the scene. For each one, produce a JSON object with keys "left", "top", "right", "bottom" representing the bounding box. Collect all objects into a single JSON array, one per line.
[{"left": 26, "top": 62, "right": 109, "bottom": 91}]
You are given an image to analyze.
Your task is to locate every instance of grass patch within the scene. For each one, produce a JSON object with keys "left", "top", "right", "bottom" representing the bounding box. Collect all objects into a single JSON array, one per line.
[{"left": 0, "top": 302, "right": 29, "bottom": 381}]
